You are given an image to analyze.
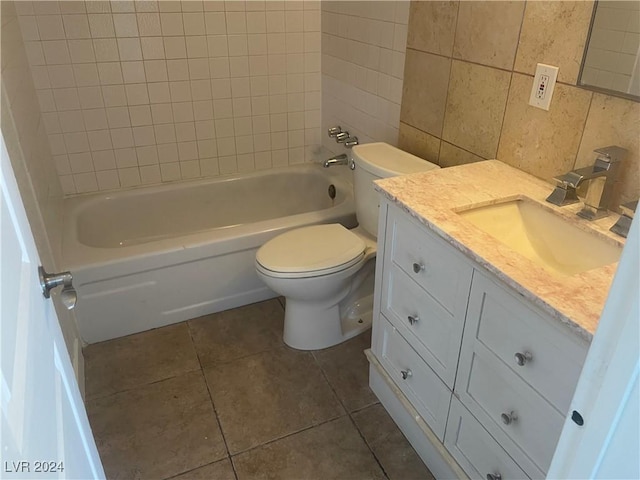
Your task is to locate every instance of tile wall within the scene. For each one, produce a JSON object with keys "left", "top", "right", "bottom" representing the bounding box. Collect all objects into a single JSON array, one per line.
[
  {"left": 582, "top": 1, "right": 640, "bottom": 96},
  {"left": 1, "top": 0, "right": 83, "bottom": 386},
  {"left": 1, "top": 1, "right": 63, "bottom": 264},
  {"left": 15, "top": 0, "right": 322, "bottom": 194},
  {"left": 399, "top": 1, "right": 640, "bottom": 208},
  {"left": 320, "top": 1, "right": 409, "bottom": 155}
]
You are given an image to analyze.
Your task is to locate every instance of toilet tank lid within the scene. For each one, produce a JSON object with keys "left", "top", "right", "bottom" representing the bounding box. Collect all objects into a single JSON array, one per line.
[{"left": 352, "top": 142, "right": 440, "bottom": 178}]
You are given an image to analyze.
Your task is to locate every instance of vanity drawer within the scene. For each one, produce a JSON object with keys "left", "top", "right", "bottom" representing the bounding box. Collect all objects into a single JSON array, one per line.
[
  {"left": 445, "top": 398, "right": 536, "bottom": 480},
  {"left": 381, "top": 263, "right": 466, "bottom": 388},
  {"left": 386, "top": 205, "right": 473, "bottom": 317},
  {"left": 466, "top": 271, "right": 588, "bottom": 412},
  {"left": 457, "top": 348, "right": 564, "bottom": 474},
  {"left": 374, "top": 315, "right": 451, "bottom": 440}
]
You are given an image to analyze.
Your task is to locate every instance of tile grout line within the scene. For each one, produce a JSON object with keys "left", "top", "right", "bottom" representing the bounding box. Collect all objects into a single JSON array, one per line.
[
  {"left": 228, "top": 411, "right": 348, "bottom": 458},
  {"left": 310, "top": 350, "right": 390, "bottom": 479},
  {"left": 85, "top": 364, "right": 203, "bottom": 403},
  {"left": 185, "top": 320, "right": 240, "bottom": 480},
  {"left": 83, "top": 321, "right": 203, "bottom": 402},
  {"left": 344, "top": 413, "right": 390, "bottom": 480}
]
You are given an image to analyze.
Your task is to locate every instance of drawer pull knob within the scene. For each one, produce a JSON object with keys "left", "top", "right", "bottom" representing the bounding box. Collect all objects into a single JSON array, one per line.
[
  {"left": 412, "top": 262, "right": 425, "bottom": 273},
  {"left": 486, "top": 473, "right": 502, "bottom": 480},
  {"left": 514, "top": 351, "right": 533, "bottom": 366},
  {"left": 501, "top": 411, "right": 518, "bottom": 425},
  {"left": 400, "top": 369, "right": 412, "bottom": 380},
  {"left": 407, "top": 315, "right": 419, "bottom": 325}
]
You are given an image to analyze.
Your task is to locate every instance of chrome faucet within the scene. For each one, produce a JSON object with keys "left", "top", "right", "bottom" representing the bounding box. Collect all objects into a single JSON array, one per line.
[
  {"left": 323, "top": 153, "right": 348, "bottom": 168},
  {"left": 546, "top": 146, "right": 627, "bottom": 220}
]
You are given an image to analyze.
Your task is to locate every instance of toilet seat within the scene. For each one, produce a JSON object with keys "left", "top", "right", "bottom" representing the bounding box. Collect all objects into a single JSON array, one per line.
[{"left": 256, "top": 224, "right": 366, "bottom": 279}]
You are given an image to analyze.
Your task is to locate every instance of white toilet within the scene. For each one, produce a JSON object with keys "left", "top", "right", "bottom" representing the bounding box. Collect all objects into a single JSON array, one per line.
[{"left": 255, "top": 142, "right": 440, "bottom": 350}]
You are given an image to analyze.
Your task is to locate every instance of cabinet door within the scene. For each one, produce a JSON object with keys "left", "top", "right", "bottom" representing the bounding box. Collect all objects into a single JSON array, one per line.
[
  {"left": 456, "top": 270, "right": 588, "bottom": 475},
  {"left": 445, "top": 398, "right": 542, "bottom": 479},
  {"left": 463, "top": 270, "right": 588, "bottom": 413},
  {"left": 381, "top": 263, "right": 465, "bottom": 388},
  {"left": 375, "top": 315, "right": 452, "bottom": 440},
  {"left": 385, "top": 204, "right": 473, "bottom": 319}
]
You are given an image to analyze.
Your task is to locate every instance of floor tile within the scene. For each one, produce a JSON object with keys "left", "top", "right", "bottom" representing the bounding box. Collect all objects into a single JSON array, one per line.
[
  {"left": 204, "top": 346, "right": 345, "bottom": 454},
  {"left": 169, "top": 458, "right": 236, "bottom": 480},
  {"left": 84, "top": 323, "right": 201, "bottom": 399},
  {"left": 352, "top": 403, "right": 435, "bottom": 480},
  {"left": 87, "top": 371, "right": 227, "bottom": 480},
  {"left": 312, "top": 331, "right": 377, "bottom": 412},
  {"left": 232, "top": 416, "right": 386, "bottom": 480},
  {"left": 188, "top": 299, "right": 284, "bottom": 367}
]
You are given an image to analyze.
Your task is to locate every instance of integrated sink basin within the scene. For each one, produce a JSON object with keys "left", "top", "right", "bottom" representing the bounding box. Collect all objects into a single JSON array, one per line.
[{"left": 457, "top": 197, "right": 622, "bottom": 276}]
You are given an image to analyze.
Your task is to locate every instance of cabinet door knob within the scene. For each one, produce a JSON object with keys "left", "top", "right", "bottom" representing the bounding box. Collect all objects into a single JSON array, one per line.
[
  {"left": 501, "top": 411, "right": 518, "bottom": 425},
  {"left": 514, "top": 351, "right": 533, "bottom": 366},
  {"left": 412, "top": 262, "right": 425, "bottom": 273},
  {"left": 400, "top": 369, "right": 412, "bottom": 380},
  {"left": 486, "top": 473, "right": 502, "bottom": 480},
  {"left": 407, "top": 315, "right": 419, "bottom": 325}
]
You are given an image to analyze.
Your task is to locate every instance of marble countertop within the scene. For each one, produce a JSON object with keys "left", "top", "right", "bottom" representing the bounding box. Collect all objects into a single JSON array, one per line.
[{"left": 375, "top": 160, "right": 626, "bottom": 342}]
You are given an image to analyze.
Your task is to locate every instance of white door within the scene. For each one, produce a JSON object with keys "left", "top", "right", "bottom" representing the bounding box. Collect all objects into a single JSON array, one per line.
[
  {"left": 0, "top": 134, "right": 104, "bottom": 479},
  {"left": 548, "top": 214, "right": 639, "bottom": 479}
]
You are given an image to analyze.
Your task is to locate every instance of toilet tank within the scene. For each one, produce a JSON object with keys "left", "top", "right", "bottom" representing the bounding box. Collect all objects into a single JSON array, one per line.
[{"left": 352, "top": 142, "right": 439, "bottom": 237}]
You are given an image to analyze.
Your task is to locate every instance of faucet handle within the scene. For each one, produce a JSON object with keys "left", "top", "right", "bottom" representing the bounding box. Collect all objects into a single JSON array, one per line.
[
  {"left": 620, "top": 200, "right": 638, "bottom": 218},
  {"left": 610, "top": 200, "right": 637, "bottom": 238},
  {"left": 594, "top": 145, "right": 628, "bottom": 163},
  {"left": 335, "top": 132, "right": 350, "bottom": 142},
  {"left": 344, "top": 136, "right": 359, "bottom": 148},
  {"left": 328, "top": 126, "right": 342, "bottom": 138},
  {"left": 554, "top": 171, "right": 583, "bottom": 189}
]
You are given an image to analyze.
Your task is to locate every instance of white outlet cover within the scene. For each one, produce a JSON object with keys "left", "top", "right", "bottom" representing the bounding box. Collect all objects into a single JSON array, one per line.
[{"left": 529, "top": 63, "right": 559, "bottom": 111}]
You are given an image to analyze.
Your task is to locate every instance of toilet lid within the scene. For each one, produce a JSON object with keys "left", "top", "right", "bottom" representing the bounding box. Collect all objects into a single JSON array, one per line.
[{"left": 256, "top": 224, "right": 366, "bottom": 276}]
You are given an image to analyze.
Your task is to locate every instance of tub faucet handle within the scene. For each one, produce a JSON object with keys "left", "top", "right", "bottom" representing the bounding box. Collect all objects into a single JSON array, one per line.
[
  {"left": 335, "top": 132, "right": 350, "bottom": 143},
  {"left": 328, "top": 126, "right": 342, "bottom": 138},
  {"left": 344, "top": 136, "right": 359, "bottom": 148}
]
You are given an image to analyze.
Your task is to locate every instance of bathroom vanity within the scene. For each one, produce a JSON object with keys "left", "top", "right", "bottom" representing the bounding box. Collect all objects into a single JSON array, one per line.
[{"left": 366, "top": 160, "right": 625, "bottom": 479}]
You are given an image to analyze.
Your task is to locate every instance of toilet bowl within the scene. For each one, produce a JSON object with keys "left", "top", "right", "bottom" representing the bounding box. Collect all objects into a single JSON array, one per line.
[
  {"left": 255, "top": 142, "right": 440, "bottom": 350},
  {"left": 256, "top": 224, "right": 377, "bottom": 350}
]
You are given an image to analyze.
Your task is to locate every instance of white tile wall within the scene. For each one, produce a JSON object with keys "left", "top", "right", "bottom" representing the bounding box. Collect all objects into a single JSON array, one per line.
[
  {"left": 1, "top": 0, "right": 65, "bottom": 264},
  {"left": 16, "top": 0, "right": 322, "bottom": 195},
  {"left": 582, "top": 1, "right": 640, "bottom": 96},
  {"left": 321, "top": 0, "right": 409, "bottom": 154}
]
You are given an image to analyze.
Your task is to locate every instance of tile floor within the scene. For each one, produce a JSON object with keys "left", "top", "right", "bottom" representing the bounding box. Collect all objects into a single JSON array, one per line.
[{"left": 84, "top": 298, "right": 435, "bottom": 480}]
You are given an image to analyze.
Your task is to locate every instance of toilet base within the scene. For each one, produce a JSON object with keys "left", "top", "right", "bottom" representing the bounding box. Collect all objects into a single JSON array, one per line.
[
  {"left": 282, "top": 294, "right": 373, "bottom": 351},
  {"left": 282, "top": 261, "right": 375, "bottom": 351}
]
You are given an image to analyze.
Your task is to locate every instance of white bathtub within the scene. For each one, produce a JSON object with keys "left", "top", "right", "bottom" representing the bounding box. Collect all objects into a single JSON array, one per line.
[{"left": 63, "top": 164, "right": 357, "bottom": 343}]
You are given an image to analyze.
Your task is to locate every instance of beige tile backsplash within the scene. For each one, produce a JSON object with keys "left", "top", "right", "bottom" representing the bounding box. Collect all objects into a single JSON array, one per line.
[
  {"left": 442, "top": 60, "right": 511, "bottom": 159},
  {"left": 400, "top": 0, "right": 640, "bottom": 208},
  {"left": 498, "top": 74, "right": 592, "bottom": 181},
  {"left": 514, "top": 1, "right": 594, "bottom": 84},
  {"left": 400, "top": 49, "right": 450, "bottom": 138},
  {"left": 452, "top": 1, "right": 525, "bottom": 70},
  {"left": 406, "top": 1, "right": 457, "bottom": 57}
]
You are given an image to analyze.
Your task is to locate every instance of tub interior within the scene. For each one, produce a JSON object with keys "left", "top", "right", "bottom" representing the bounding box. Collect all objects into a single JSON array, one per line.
[{"left": 76, "top": 169, "right": 341, "bottom": 248}]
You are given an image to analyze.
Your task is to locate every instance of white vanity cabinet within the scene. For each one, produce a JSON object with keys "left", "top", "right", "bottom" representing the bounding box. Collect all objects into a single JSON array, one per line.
[{"left": 369, "top": 199, "right": 590, "bottom": 479}]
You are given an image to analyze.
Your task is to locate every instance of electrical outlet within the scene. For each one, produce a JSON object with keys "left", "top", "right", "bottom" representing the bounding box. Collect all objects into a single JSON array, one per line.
[{"left": 529, "top": 63, "right": 559, "bottom": 111}]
